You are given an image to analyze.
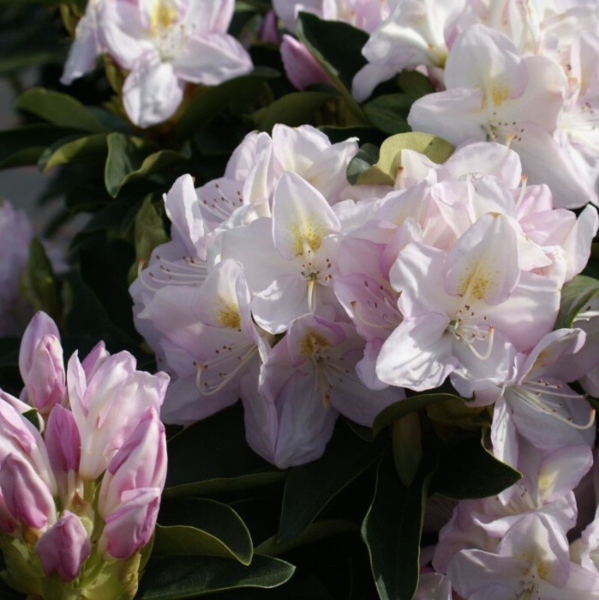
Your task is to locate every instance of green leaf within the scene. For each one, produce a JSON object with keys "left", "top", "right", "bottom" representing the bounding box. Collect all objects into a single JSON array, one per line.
[
  {"left": 296, "top": 12, "right": 368, "bottom": 124},
  {"left": 128, "top": 197, "right": 170, "bottom": 283},
  {"left": 176, "top": 74, "right": 274, "bottom": 137},
  {"left": 364, "top": 94, "right": 412, "bottom": 135},
  {"left": 556, "top": 275, "right": 599, "bottom": 328},
  {"left": 0, "top": 125, "right": 80, "bottom": 170},
  {"left": 104, "top": 133, "right": 189, "bottom": 197},
  {"left": 373, "top": 394, "right": 460, "bottom": 437},
  {"left": 278, "top": 421, "right": 384, "bottom": 544},
  {"left": 15, "top": 88, "right": 106, "bottom": 133},
  {"left": 391, "top": 414, "right": 421, "bottom": 487},
  {"left": 356, "top": 132, "right": 455, "bottom": 186},
  {"left": 426, "top": 397, "right": 489, "bottom": 431},
  {"left": 38, "top": 133, "right": 108, "bottom": 172},
  {"left": 362, "top": 452, "right": 437, "bottom": 600},
  {"left": 256, "top": 519, "right": 358, "bottom": 557},
  {"left": 155, "top": 498, "right": 253, "bottom": 565},
  {"left": 397, "top": 70, "right": 435, "bottom": 99},
  {"left": 136, "top": 555, "right": 295, "bottom": 599},
  {"left": 19, "top": 238, "right": 61, "bottom": 322},
  {"left": 21, "top": 409, "right": 40, "bottom": 431},
  {"left": 164, "top": 406, "right": 285, "bottom": 499},
  {"left": 253, "top": 91, "right": 336, "bottom": 133},
  {"left": 346, "top": 143, "right": 379, "bottom": 185},
  {"left": 431, "top": 432, "right": 521, "bottom": 500}
]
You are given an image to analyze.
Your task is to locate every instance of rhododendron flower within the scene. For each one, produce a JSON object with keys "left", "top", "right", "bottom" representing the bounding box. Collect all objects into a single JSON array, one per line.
[{"left": 64, "top": 0, "right": 253, "bottom": 127}]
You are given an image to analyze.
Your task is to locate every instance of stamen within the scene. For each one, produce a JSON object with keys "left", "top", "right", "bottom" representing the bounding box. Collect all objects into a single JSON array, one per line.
[{"left": 197, "top": 345, "right": 258, "bottom": 396}]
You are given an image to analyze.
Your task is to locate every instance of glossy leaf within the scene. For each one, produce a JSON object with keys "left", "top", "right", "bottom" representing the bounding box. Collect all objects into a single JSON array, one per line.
[
  {"left": 555, "top": 275, "right": 599, "bottom": 328},
  {"left": 431, "top": 433, "right": 522, "bottom": 500},
  {"left": 278, "top": 421, "right": 384, "bottom": 543},
  {"left": 38, "top": 133, "right": 108, "bottom": 172},
  {"left": 296, "top": 12, "right": 368, "bottom": 124},
  {"left": 364, "top": 94, "right": 412, "bottom": 135},
  {"left": 362, "top": 452, "right": 437, "bottom": 600},
  {"left": 156, "top": 498, "right": 253, "bottom": 565},
  {"left": 136, "top": 555, "right": 295, "bottom": 599},
  {"left": 176, "top": 74, "right": 274, "bottom": 136},
  {"left": 372, "top": 394, "right": 460, "bottom": 437},
  {"left": 257, "top": 520, "right": 358, "bottom": 558},
  {"left": 391, "top": 414, "right": 421, "bottom": 487},
  {"left": 15, "top": 88, "right": 106, "bottom": 133},
  {"left": 253, "top": 91, "right": 336, "bottom": 132},
  {"left": 0, "top": 125, "right": 80, "bottom": 169},
  {"left": 164, "top": 406, "right": 284, "bottom": 499}
]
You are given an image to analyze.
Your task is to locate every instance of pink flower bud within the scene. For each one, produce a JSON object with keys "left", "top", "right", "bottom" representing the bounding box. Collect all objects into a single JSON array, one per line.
[
  {"left": 260, "top": 11, "right": 281, "bottom": 44},
  {"left": 45, "top": 405, "right": 81, "bottom": 476},
  {"left": 280, "top": 34, "right": 330, "bottom": 90},
  {"left": 19, "top": 312, "right": 60, "bottom": 383},
  {"left": 68, "top": 351, "right": 169, "bottom": 480},
  {"left": 24, "top": 334, "right": 65, "bottom": 414},
  {"left": 98, "top": 408, "right": 167, "bottom": 517},
  {"left": 99, "top": 488, "right": 161, "bottom": 560},
  {"left": 0, "top": 454, "right": 56, "bottom": 530},
  {"left": 36, "top": 511, "right": 91, "bottom": 581}
]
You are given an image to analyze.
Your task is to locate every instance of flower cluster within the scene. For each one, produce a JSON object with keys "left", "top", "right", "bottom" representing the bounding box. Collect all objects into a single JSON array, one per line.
[
  {"left": 0, "top": 312, "right": 168, "bottom": 598},
  {"left": 61, "top": 0, "right": 253, "bottom": 127},
  {"left": 353, "top": 0, "right": 599, "bottom": 209},
  {"left": 131, "top": 124, "right": 599, "bottom": 478}
]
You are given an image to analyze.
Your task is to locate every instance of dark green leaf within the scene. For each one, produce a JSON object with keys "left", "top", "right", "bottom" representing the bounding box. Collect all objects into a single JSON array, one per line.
[
  {"left": 373, "top": 394, "right": 460, "bottom": 437},
  {"left": 164, "top": 406, "right": 284, "bottom": 498},
  {"left": 21, "top": 409, "right": 40, "bottom": 431},
  {"left": 104, "top": 133, "right": 147, "bottom": 197},
  {"left": 253, "top": 91, "right": 336, "bottom": 132},
  {"left": 15, "top": 88, "right": 106, "bottom": 133},
  {"left": 361, "top": 452, "right": 437, "bottom": 600},
  {"left": 556, "top": 275, "right": 599, "bottom": 328},
  {"left": 38, "top": 133, "right": 108, "bottom": 172},
  {"left": 257, "top": 520, "right": 358, "bottom": 558},
  {"left": 156, "top": 498, "right": 253, "bottom": 565},
  {"left": 431, "top": 433, "right": 521, "bottom": 500},
  {"left": 176, "top": 75, "right": 274, "bottom": 137},
  {"left": 364, "top": 94, "right": 412, "bottom": 135},
  {"left": 0, "top": 125, "right": 80, "bottom": 170},
  {"left": 296, "top": 12, "right": 368, "bottom": 124},
  {"left": 347, "top": 143, "right": 379, "bottom": 185},
  {"left": 278, "top": 421, "right": 384, "bottom": 543},
  {"left": 19, "top": 238, "right": 61, "bottom": 322},
  {"left": 136, "top": 555, "right": 295, "bottom": 599},
  {"left": 397, "top": 70, "right": 435, "bottom": 99}
]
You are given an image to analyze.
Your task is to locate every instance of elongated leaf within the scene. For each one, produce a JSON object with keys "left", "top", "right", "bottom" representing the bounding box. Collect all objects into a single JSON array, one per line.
[
  {"left": 373, "top": 394, "right": 460, "bottom": 437},
  {"left": 257, "top": 520, "right": 358, "bottom": 557},
  {"left": 165, "top": 406, "right": 284, "bottom": 498},
  {"left": 16, "top": 88, "right": 105, "bottom": 132},
  {"left": 156, "top": 498, "right": 253, "bottom": 565},
  {"left": 362, "top": 453, "right": 437, "bottom": 600},
  {"left": 555, "top": 275, "right": 599, "bottom": 328},
  {"left": 431, "top": 433, "right": 521, "bottom": 500},
  {"left": 19, "top": 239, "right": 61, "bottom": 321},
  {"left": 356, "top": 132, "right": 454, "bottom": 186},
  {"left": 104, "top": 133, "right": 189, "bottom": 197},
  {"left": 0, "top": 125, "right": 79, "bottom": 169},
  {"left": 296, "top": 12, "right": 368, "bottom": 124},
  {"left": 253, "top": 91, "right": 335, "bottom": 132},
  {"left": 136, "top": 555, "right": 295, "bottom": 599},
  {"left": 364, "top": 94, "right": 412, "bottom": 135},
  {"left": 278, "top": 421, "right": 384, "bottom": 543},
  {"left": 38, "top": 133, "right": 108, "bottom": 172},
  {"left": 397, "top": 70, "right": 435, "bottom": 98},
  {"left": 176, "top": 74, "right": 274, "bottom": 136}
]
